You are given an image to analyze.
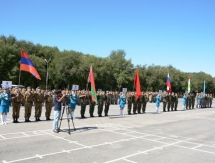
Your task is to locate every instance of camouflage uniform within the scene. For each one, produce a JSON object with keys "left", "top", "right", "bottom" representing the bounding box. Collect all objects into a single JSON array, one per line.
[
  {"left": 89, "top": 94, "right": 96, "bottom": 117},
  {"left": 162, "top": 93, "right": 167, "bottom": 112},
  {"left": 171, "top": 94, "right": 175, "bottom": 111},
  {"left": 174, "top": 94, "right": 178, "bottom": 111},
  {"left": 186, "top": 94, "right": 191, "bottom": 109},
  {"left": 34, "top": 92, "right": 44, "bottom": 121},
  {"left": 44, "top": 93, "right": 53, "bottom": 120},
  {"left": 12, "top": 92, "right": 24, "bottom": 122},
  {"left": 127, "top": 93, "right": 132, "bottom": 114},
  {"left": 132, "top": 94, "right": 138, "bottom": 114},
  {"left": 137, "top": 95, "right": 142, "bottom": 113},
  {"left": 24, "top": 91, "right": 34, "bottom": 122},
  {"left": 191, "top": 94, "right": 195, "bottom": 109},
  {"left": 142, "top": 93, "right": 148, "bottom": 113},
  {"left": 104, "top": 93, "right": 111, "bottom": 116},
  {"left": 97, "top": 93, "right": 104, "bottom": 117},
  {"left": 80, "top": 93, "right": 87, "bottom": 118}
]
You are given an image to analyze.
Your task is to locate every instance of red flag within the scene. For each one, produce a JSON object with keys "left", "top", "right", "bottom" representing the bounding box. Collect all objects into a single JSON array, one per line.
[
  {"left": 20, "top": 50, "right": 41, "bottom": 80},
  {"left": 87, "top": 66, "right": 97, "bottom": 104},
  {"left": 134, "top": 69, "right": 141, "bottom": 99}
]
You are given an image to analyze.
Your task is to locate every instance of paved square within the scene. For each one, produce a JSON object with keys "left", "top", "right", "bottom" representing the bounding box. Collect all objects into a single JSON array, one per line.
[{"left": 1, "top": 99, "right": 215, "bottom": 163}]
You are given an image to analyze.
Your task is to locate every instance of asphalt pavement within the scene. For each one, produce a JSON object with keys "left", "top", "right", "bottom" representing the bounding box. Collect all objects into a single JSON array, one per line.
[{"left": 0, "top": 99, "right": 215, "bottom": 163}]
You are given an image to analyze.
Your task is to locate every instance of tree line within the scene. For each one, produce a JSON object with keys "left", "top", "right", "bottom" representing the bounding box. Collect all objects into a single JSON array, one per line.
[{"left": 0, "top": 35, "right": 214, "bottom": 94}]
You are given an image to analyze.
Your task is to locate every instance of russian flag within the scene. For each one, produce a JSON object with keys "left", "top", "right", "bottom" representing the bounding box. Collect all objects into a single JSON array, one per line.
[
  {"left": 166, "top": 73, "right": 171, "bottom": 93},
  {"left": 20, "top": 50, "right": 41, "bottom": 80}
]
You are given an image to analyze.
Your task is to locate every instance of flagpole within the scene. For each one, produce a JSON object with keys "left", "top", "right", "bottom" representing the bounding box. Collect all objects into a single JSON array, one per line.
[{"left": 18, "top": 49, "right": 22, "bottom": 85}]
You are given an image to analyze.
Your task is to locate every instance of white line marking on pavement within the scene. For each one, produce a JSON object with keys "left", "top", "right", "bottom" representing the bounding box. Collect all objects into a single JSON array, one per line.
[
  {"left": 123, "top": 158, "right": 137, "bottom": 163},
  {"left": 104, "top": 141, "right": 181, "bottom": 163},
  {"left": 35, "top": 154, "right": 43, "bottom": 159},
  {"left": 191, "top": 144, "right": 203, "bottom": 149}
]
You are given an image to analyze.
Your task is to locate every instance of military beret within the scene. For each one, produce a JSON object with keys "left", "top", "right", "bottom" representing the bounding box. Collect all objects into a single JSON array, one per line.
[
  {"left": 27, "top": 86, "right": 31, "bottom": 89},
  {"left": 36, "top": 86, "right": 40, "bottom": 89},
  {"left": 106, "top": 90, "right": 109, "bottom": 93},
  {"left": 15, "top": 86, "right": 19, "bottom": 89},
  {"left": 2, "top": 87, "right": 7, "bottom": 90}
]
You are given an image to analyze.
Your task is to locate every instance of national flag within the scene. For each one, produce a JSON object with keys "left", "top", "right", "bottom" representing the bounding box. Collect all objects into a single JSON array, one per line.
[
  {"left": 88, "top": 66, "right": 97, "bottom": 104},
  {"left": 166, "top": 73, "right": 171, "bottom": 93},
  {"left": 188, "top": 76, "right": 191, "bottom": 93},
  {"left": 20, "top": 50, "right": 41, "bottom": 80},
  {"left": 134, "top": 69, "right": 141, "bottom": 99}
]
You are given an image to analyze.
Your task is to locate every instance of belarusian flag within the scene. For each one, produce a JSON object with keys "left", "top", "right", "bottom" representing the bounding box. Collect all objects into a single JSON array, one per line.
[
  {"left": 87, "top": 66, "right": 98, "bottom": 104},
  {"left": 188, "top": 76, "right": 191, "bottom": 93}
]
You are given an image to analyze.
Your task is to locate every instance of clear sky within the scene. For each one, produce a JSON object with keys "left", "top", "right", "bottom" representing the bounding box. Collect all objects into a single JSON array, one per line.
[{"left": 1, "top": 0, "right": 215, "bottom": 76}]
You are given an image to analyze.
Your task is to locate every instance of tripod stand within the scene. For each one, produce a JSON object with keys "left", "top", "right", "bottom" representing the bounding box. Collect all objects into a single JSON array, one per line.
[{"left": 58, "top": 105, "right": 76, "bottom": 134}]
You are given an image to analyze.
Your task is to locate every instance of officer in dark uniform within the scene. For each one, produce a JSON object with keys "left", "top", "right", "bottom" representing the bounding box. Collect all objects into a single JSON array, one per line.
[
  {"left": 132, "top": 92, "right": 138, "bottom": 114},
  {"left": 104, "top": 91, "right": 111, "bottom": 116},
  {"left": 162, "top": 92, "right": 167, "bottom": 112},
  {"left": 127, "top": 92, "right": 132, "bottom": 115},
  {"left": 97, "top": 91, "right": 104, "bottom": 117}
]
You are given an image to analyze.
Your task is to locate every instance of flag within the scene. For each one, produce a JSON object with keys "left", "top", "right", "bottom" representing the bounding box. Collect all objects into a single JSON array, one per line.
[
  {"left": 188, "top": 76, "right": 191, "bottom": 93},
  {"left": 20, "top": 50, "right": 41, "bottom": 80},
  {"left": 166, "top": 73, "right": 171, "bottom": 93},
  {"left": 134, "top": 69, "right": 141, "bottom": 99},
  {"left": 88, "top": 66, "right": 98, "bottom": 104}
]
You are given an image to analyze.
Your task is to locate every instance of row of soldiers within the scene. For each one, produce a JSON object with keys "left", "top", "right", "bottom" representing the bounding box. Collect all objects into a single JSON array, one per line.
[
  {"left": 9, "top": 86, "right": 54, "bottom": 122},
  {"left": 1, "top": 86, "right": 121, "bottom": 121}
]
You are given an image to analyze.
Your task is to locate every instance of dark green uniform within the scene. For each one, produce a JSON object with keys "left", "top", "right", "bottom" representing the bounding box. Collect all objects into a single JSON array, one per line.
[
  {"left": 97, "top": 93, "right": 104, "bottom": 117},
  {"left": 186, "top": 95, "right": 191, "bottom": 109},
  {"left": 174, "top": 95, "right": 178, "bottom": 111},
  {"left": 132, "top": 95, "right": 138, "bottom": 114},
  {"left": 142, "top": 94, "right": 148, "bottom": 113},
  {"left": 127, "top": 93, "right": 132, "bottom": 114},
  {"left": 162, "top": 93, "right": 167, "bottom": 112},
  {"left": 80, "top": 94, "right": 87, "bottom": 118},
  {"left": 104, "top": 93, "right": 111, "bottom": 116},
  {"left": 171, "top": 94, "right": 175, "bottom": 111},
  {"left": 137, "top": 95, "right": 142, "bottom": 113},
  {"left": 89, "top": 94, "right": 96, "bottom": 117},
  {"left": 167, "top": 94, "right": 171, "bottom": 111},
  {"left": 191, "top": 94, "right": 195, "bottom": 109}
]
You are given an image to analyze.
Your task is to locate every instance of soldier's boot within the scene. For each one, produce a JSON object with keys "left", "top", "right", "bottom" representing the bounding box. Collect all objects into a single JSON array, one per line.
[
  {"left": 25, "top": 118, "right": 28, "bottom": 122},
  {"left": 46, "top": 117, "right": 49, "bottom": 120},
  {"left": 90, "top": 114, "right": 94, "bottom": 117},
  {"left": 81, "top": 114, "right": 86, "bottom": 118},
  {"left": 13, "top": 119, "right": 16, "bottom": 123},
  {"left": 16, "top": 118, "right": 19, "bottom": 123},
  {"left": 35, "top": 117, "right": 39, "bottom": 121},
  {"left": 38, "top": 117, "right": 41, "bottom": 121}
]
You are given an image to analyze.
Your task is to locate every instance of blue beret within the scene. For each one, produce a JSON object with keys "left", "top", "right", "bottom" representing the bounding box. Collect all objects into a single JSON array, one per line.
[
  {"left": 2, "top": 87, "right": 6, "bottom": 90},
  {"left": 36, "top": 86, "right": 40, "bottom": 89},
  {"left": 27, "top": 86, "right": 31, "bottom": 89},
  {"left": 15, "top": 86, "right": 19, "bottom": 89},
  {"left": 106, "top": 90, "right": 109, "bottom": 93}
]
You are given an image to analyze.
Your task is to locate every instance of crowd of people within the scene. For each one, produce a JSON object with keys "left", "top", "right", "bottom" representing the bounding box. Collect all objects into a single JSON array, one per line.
[{"left": 0, "top": 86, "right": 213, "bottom": 132}]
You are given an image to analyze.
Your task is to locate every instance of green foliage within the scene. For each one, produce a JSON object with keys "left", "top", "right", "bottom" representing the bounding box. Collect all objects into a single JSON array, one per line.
[{"left": 0, "top": 35, "right": 215, "bottom": 93}]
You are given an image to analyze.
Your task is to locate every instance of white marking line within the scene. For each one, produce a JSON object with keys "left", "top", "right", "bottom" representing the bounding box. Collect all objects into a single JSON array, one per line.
[
  {"left": 0, "top": 135, "right": 6, "bottom": 139},
  {"left": 102, "top": 124, "right": 215, "bottom": 151},
  {"left": 123, "top": 158, "right": 137, "bottom": 163},
  {"left": 21, "top": 132, "right": 29, "bottom": 137},
  {"left": 104, "top": 141, "right": 181, "bottom": 163},
  {"left": 192, "top": 144, "right": 203, "bottom": 149},
  {"left": 41, "top": 131, "right": 88, "bottom": 148}
]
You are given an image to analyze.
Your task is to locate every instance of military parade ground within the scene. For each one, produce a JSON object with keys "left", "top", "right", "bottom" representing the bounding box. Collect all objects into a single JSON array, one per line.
[{"left": 0, "top": 99, "right": 215, "bottom": 163}]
